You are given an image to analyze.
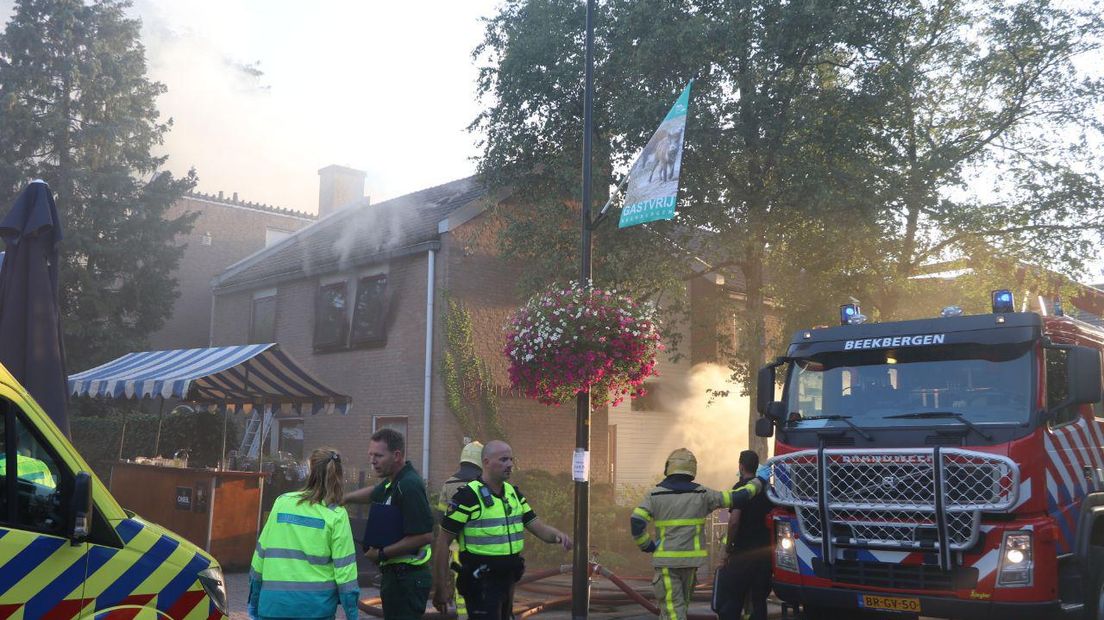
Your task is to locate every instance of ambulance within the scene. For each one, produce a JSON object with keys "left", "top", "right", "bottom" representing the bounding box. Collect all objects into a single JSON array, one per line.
[{"left": 0, "top": 363, "right": 228, "bottom": 619}]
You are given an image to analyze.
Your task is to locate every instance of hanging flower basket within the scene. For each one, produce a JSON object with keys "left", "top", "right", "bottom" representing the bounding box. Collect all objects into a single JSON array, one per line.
[{"left": 504, "top": 282, "right": 662, "bottom": 407}]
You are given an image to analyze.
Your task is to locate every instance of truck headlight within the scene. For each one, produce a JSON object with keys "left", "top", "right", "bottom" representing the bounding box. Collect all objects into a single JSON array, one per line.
[
  {"left": 997, "top": 531, "right": 1033, "bottom": 587},
  {"left": 775, "top": 519, "right": 798, "bottom": 572},
  {"left": 198, "top": 566, "right": 229, "bottom": 614}
]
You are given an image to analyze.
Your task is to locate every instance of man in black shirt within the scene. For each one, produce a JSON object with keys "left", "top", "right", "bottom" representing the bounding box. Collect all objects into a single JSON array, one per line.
[{"left": 717, "top": 450, "right": 774, "bottom": 620}]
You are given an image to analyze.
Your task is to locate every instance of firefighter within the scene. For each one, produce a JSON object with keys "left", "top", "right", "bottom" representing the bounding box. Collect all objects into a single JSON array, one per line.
[
  {"left": 630, "top": 448, "right": 770, "bottom": 620},
  {"left": 434, "top": 441, "right": 484, "bottom": 619}
]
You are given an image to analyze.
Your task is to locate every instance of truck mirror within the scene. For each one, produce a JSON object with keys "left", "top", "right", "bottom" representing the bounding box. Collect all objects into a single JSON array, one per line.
[
  {"left": 755, "top": 416, "right": 774, "bottom": 438},
  {"left": 68, "top": 471, "right": 93, "bottom": 545},
  {"left": 757, "top": 365, "right": 775, "bottom": 415},
  {"left": 768, "top": 400, "right": 787, "bottom": 422},
  {"left": 1068, "top": 346, "right": 1103, "bottom": 406}
]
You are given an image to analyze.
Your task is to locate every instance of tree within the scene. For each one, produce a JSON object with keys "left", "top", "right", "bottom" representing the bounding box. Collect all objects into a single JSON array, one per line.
[
  {"left": 0, "top": 0, "right": 197, "bottom": 371},
  {"left": 472, "top": 0, "right": 882, "bottom": 455},
  {"left": 859, "top": 0, "right": 1104, "bottom": 318}
]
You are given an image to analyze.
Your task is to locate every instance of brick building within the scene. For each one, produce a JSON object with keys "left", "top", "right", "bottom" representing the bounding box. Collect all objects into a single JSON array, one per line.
[
  {"left": 148, "top": 190, "right": 315, "bottom": 350},
  {"left": 207, "top": 167, "right": 764, "bottom": 489}
]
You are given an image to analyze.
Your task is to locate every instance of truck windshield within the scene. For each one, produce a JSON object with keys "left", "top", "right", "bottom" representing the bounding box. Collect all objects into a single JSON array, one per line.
[{"left": 786, "top": 341, "right": 1034, "bottom": 427}]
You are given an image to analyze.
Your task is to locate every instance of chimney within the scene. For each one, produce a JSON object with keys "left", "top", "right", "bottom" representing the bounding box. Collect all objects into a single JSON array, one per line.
[{"left": 317, "top": 165, "right": 367, "bottom": 218}]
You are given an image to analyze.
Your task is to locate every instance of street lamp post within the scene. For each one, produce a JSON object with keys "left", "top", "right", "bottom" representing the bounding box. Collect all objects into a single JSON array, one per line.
[{"left": 572, "top": 0, "right": 596, "bottom": 617}]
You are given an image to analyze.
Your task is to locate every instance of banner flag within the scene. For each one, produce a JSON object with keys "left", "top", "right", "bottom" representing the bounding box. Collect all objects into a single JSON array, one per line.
[{"left": 619, "top": 81, "right": 692, "bottom": 228}]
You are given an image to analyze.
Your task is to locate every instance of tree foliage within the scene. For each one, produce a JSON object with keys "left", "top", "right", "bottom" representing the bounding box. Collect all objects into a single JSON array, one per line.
[
  {"left": 472, "top": 1, "right": 1104, "bottom": 456},
  {"left": 0, "top": 0, "right": 197, "bottom": 371}
]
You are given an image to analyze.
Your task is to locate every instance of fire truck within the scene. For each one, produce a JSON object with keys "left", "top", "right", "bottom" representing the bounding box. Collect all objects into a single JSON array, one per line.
[{"left": 757, "top": 291, "right": 1104, "bottom": 619}]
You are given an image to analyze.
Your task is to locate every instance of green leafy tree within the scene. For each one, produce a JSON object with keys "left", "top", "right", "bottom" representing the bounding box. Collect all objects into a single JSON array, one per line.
[
  {"left": 473, "top": 0, "right": 882, "bottom": 454},
  {"left": 0, "top": 0, "right": 197, "bottom": 371},
  {"left": 856, "top": 0, "right": 1104, "bottom": 318}
]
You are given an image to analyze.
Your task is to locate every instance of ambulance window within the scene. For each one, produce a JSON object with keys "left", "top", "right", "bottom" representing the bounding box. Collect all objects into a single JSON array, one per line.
[{"left": 0, "top": 411, "right": 68, "bottom": 535}]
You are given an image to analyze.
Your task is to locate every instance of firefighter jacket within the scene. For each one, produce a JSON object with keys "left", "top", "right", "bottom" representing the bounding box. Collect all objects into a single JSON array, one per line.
[
  {"left": 249, "top": 491, "right": 360, "bottom": 620},
  {"left": 630, "top": 474, "right": 763, "bottom": 568}
]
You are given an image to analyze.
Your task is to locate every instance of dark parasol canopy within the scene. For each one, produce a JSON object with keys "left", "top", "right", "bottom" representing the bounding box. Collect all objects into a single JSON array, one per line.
[{"left": 0, "top": 181, "right": 69, "bottom": 436}]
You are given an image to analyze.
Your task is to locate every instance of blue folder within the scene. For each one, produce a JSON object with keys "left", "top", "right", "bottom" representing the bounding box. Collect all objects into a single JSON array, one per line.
[{"left": 362, "top": 502, "right": 404, "bottom": 550}]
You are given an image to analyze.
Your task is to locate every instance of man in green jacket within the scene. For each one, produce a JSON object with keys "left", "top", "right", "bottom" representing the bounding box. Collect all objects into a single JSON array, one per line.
[{"left": 346, "top": 429, "right": 434, "bottom": 619}]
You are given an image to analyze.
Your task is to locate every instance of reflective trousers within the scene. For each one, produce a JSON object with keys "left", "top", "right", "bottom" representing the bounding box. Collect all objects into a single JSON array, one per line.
[{"left": 652, "top": 566, "right": 696, "bottom": 620}]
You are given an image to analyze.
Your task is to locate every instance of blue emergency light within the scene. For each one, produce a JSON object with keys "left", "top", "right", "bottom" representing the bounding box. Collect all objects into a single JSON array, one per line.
[
  {"left": 991, "top": 289, "right": 1015, "bottom": 314},
  {"left": 840, "top": 304, "right": 860, "bottom": 325}
]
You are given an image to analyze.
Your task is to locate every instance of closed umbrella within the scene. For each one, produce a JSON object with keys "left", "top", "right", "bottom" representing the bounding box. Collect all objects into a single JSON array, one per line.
[{"left": 0, "top": 180, "right": 69, "bottom": 436}]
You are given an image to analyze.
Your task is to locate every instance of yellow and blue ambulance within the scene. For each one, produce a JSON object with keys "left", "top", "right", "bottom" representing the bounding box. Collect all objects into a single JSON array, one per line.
[{"left": 0, "top": 363, "right": 228, "bottom": 619}]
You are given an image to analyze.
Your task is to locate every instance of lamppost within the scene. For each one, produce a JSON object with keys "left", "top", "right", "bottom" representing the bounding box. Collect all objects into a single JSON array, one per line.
[{"left": 572, "top": 0, "right": 596, "bottom": 617}]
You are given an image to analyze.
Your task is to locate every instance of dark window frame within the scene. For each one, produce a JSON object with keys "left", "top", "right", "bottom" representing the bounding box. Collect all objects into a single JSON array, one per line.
[
  {"left": 350, "top": 274, "right": 389, "bottom": 347},
  {"left": 249, "top": 293, "right": 278, "bottom": 344},
  {"left": 313, "top": 281, "right": 349, "bottom": 351}
]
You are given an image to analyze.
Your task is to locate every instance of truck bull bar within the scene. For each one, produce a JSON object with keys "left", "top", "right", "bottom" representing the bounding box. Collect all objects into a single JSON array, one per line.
[{"left": 768, "top": 447, "right": 1020, "bottom": 571}]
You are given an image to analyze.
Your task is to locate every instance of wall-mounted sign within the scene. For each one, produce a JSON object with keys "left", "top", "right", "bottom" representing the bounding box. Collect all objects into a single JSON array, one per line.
[{"left": 176, "top": 486, "right": 192, "bottom": 511}]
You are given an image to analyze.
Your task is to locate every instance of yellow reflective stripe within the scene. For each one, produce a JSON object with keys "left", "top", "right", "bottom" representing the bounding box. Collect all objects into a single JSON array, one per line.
[
  {"left": 694, "top": 524, "right": 701, "bottom": 551},
  {"left": 722, "top": 490, "right": 734, "bottom": 508},
  {"left": 633, "top": 507, "right": 653, "bottom": 522},
  {"left": 653, "top": 518, "right": 705, "bottom": 526},
  {"left": 654, "top": 549, "right": 709, "bottom": 558},
  {"left": 658, "top": 526, "right": 665, "bottom": 551},
  {"left": 633, "top": 532, "right": 650, "bottom": 546},
  {"left": 662, "top": 568, "right": 677, "bottom": 619}
]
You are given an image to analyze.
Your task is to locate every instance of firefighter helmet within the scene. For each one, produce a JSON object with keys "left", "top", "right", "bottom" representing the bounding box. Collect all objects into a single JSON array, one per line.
[
  {"left": 664, "top": 448, "right": 697, "bottom": 478},
  {"left": 460, "top": 441, "right": 484, "bottom": 467}
]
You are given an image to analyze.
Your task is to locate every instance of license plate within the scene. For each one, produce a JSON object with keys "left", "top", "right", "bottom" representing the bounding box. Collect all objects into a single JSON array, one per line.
[{"left": 858, "top": 593, "right": 921, "bottom": 613}]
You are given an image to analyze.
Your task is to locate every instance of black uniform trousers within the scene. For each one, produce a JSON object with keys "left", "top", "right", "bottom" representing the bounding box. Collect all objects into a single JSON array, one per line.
[
  {"left": 717, "top": 547, "right": 772, "bottom": 620},
  {"left": 456, "top": 558, "right": 523, "bottom": 620}
]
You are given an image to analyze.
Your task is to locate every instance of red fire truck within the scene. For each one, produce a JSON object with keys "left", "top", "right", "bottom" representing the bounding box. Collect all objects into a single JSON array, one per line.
[{"left": 757, "top": 291, "right": 1104, "bottom": 619}]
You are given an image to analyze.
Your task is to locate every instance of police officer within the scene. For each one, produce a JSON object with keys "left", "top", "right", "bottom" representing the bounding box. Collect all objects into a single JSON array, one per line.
[
  {"left": 431, "top": 440, "right": 572, "bottom": 619},
  {"left": 435, "top": 441, "right": 483, "bottom": 619},
  {"left": 630, "top": 448, "right": 769, "bottom": 620}
]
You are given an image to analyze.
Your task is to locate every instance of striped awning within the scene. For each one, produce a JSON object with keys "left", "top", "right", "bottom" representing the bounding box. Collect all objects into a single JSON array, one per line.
[{"left": 68, "top": 343, "right": 350, "bottom": 415}]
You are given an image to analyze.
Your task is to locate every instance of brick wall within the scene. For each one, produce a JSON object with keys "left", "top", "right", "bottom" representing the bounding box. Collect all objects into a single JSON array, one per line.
[
  {"left": 151, "top": 195, "right": 313, "bottom": 350},
  {"left": 212, "top": 253, "right": 431, "bottom": 487}
]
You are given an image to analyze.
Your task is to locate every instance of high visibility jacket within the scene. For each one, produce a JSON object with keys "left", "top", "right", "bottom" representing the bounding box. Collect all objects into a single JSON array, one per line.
[
  {"left": 630, "top": 475, "right": 762, "bottom": 568},
  {"left": 0, "top": 453, "right": 55, "bottom": 489},
  {"left": 249, "top": 492, "right": 360, "bottom": 619},
  {"left": 454, "top": 480, "right": 530, "bottom": 556}
]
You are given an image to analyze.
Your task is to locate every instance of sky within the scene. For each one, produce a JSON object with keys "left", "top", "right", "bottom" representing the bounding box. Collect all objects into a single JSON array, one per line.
[{"left": 112, "top": 1, "right": 501, "bottom": 214}]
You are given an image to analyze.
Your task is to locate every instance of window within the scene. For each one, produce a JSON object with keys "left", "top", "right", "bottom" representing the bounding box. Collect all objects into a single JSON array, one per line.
[
  {"left": 0, "top": 405, "right": 68, "bottom": 535},
  {"left": 1047, "top": 348, "right": 1078, "bottom": 426},
  {"left": 314, "top": 281, "right": 348, "bottom": 350},
  {"left": 372, "top": 416, "right": 408, "bottom": 439},
  {"left": 351, "top": 275, "right": 388, "bottom": 345},
  {"left": 250, "top": 293, "right": 277, "bottom": 344},
  {"left": 265, "top": 228, "right": 291, "bottom": 247},
  {"left": 278, "top": 419, "right": 303, "bottom": 459}
]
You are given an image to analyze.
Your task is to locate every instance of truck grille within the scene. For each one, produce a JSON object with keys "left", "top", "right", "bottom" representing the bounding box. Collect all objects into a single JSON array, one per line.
[
  {"left": 813, "top": 558, "right": 979, "bottom": 591},
  {"left": 769, "top": 448, "right": 1018, "bottom": 552}
]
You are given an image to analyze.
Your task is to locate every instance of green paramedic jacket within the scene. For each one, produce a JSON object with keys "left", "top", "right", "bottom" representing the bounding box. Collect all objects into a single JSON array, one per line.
[
  {"left": 630, "top": 475, "right": 763, "bottom": 568},
  {"left": 249, "top": 492, "right": 360, "bottom": 619}
]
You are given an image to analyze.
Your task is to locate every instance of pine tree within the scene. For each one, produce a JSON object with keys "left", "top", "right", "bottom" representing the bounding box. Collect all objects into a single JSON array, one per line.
[{"left": 0, "top": 0, "right": 197, "bottom": 370}]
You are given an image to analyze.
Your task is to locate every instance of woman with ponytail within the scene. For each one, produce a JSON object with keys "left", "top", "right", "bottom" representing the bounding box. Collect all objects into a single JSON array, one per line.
[{"left": 248, "top": 448, "right": 359, "bottom": 619}]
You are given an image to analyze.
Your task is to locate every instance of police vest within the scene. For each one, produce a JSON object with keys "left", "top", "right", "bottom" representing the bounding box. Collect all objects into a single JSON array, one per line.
[
  {"left": 460, "top": 480, "right": 526, "bottom": 556},
  {"left": 0, "top": 454, "right": 56, "bottom": 489}
]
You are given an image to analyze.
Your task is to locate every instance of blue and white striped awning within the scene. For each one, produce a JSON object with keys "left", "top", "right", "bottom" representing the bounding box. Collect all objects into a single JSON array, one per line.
[{"left": 68, "top": 343, "right": 350, "bottom": 415}]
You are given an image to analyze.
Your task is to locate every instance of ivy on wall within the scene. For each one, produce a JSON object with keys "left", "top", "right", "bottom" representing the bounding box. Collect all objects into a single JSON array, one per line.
[{"left": 441, "top": 296, "right": 507, "bottom": 442}]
